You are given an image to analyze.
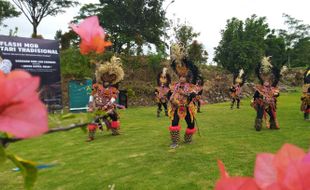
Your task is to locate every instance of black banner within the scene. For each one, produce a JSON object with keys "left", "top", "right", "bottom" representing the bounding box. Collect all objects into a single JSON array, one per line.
[{"left": 0, "top": 35, "right": 62, "bottom": 110}]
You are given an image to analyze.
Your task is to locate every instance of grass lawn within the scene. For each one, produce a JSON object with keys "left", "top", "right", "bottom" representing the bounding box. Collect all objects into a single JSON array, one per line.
[{"left": 0, "top": 92, "right": 309, "bottom": 190}]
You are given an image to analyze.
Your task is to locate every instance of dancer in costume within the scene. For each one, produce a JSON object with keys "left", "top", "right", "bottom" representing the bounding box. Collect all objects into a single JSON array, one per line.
[
  {"left": 301, "top": 67, "right": 310, "bottom": 120},
  {"left": 252, "top": 56, "right": 280, "bottom": 131},
  {"left": 155, "top": 67, "right": 171, "bottom": 117},
  {"left": 229, "top": 69, "right": 245, "bottom": 109},
  {"left": 168, "top": 44, "right": 200, "bottom": 148},
  {"left": 87, "top": 56, "right": 124, "bottom": 141},
  {"left": 194, "top": 76, "right": 204, "bottom": 113}
]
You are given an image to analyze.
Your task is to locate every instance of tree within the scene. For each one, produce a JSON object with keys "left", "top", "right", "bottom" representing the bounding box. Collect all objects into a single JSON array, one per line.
[
  {"left": 264, "top": 30, "right": 287, "bottom": 68},
  {"left": 214, "top": 15, "right": 270, "bottom": 79},
  {"left": 290, "top": 37, "right": 310, "bottom": 67},
  {"left": 279, "top": 13, "right": 310, "bottom": 48},
  {"left": 75, "top": 0, "right": 167, "bottom": 55},
  {"left": 188, "top": 40, "right": 208, "bottom": 64},
  {"left": 173, "top": 22, "right": 200, "bottom": 49},
  {"left": 278, "top": 14, "right": 310, "bottom": 67},
  {"left": 11, "top": 0, "right": 79, "bottom": 37},
  {"left": 54, "top": 30, "right": 79, "bottom": 50},
  {"left": 0, "top": 0, "right": 20, "bottom": 27}
]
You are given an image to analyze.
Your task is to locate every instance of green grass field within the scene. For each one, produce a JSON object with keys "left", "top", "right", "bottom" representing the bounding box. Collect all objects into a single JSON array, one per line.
[{"left": 0, "top": 92, "right": 309, "bottom": 190}]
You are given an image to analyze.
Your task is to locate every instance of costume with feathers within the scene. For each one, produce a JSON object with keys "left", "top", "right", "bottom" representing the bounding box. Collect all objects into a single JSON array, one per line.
[
  {"left": 87, "top": 56, "right": 124, "bottom": 141},
  {"left": 252, "top": 56, "right": 281, "bottom": 131},
  {"left": 230, "top": 69, "right": 245, "bottom": 109},
  {"left": 301, "top": 67, "right": 310, "bottom": 120},
  {"left": 168, "top": 44, "right": 200, "bottom": 148},
  {"left": 155, "top": 67, "right": 171, "bottom": 117}
]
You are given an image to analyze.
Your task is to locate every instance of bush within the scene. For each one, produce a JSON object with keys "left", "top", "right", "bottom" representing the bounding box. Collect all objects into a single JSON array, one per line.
[{"left": 60, "top": 48, "right": 93, "bottom": 79}]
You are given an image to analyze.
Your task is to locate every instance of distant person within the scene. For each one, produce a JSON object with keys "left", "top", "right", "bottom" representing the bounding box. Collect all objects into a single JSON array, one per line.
[
  {"left": 154, "top": 67, "right": 171, "bottom": 117},
  {"left": 0, "top": 56, "right": 12, "bottom": 74},
  {"left": 193, "top": 76, "right": 204, "bottom": 113},
  {"left": 301, "top": 67, "right": 310, "bottom": 120},
  {"left": 229, "top": 69, "right": 245, "bottom": 109},
  {"left": 251, "top": 56, "right": 280, "bottom": 131}
]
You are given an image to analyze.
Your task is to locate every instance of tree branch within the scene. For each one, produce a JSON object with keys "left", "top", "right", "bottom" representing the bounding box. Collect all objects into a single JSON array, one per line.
[
  {"left": 12, "top": 0, "right": 34, "bottom": 24},
  {"left": 0, "top": 122, "right": 89, "bottom": 147},
  {"left": 47, "top": 123, "right": 88, "bottom": 134}
]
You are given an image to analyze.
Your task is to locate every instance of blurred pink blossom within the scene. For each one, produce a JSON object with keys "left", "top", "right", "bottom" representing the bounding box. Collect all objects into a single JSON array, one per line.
[
  {"left": 216, "top": 144, "right": 310, "bottom": 190},
  {"left": 70, "top": 16, "right": 112, "bottom": 55},
  {"left": 0, "top": 70, "right": 48, "bottom": 138}
]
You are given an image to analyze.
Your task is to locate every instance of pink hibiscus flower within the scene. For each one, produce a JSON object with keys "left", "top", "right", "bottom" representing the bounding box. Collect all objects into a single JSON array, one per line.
[
  {"left": 70, "top": 16, "right": 112, "bottom": 55},
  {"left": 0, "top": 70, "right": 48, "bottom": 138},
  {"left": 215, "top": 160, "right": 260, "bottom": 190},
  {"left": 216, "top": 144, "right": 310, "bottom": 190},
  {"left": 254, "top": 144, "right": 310, "bottom": 190}
]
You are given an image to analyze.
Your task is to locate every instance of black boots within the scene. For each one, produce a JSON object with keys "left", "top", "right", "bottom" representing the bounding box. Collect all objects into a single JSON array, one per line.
[
  {"left": 254, "top": 118, "right": 262, "bottom": 131},
  {"left": 165, "top": 109, "right": 168, "bottom": 116},
  {"left": 157, "top": 108, "right": 162, "bottom": 117},
  {"left": 269, "top": 119, "right": 279, "bottom": 129},
  {"left": 157, "top": 108, "right": 168, "bottom": 117}
]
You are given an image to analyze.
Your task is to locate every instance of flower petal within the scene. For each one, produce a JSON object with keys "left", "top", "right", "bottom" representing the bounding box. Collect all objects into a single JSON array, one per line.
[
  {"left": 6, "top": 70, "right": 32, "bottom": 79},
  {"left": 215, "top": 177, "right": 260, "bottom": 190},
  {"left": 0, "top": 77, "right": 40, "bottom": 105},
  {"left": 70, "top": 16, "right": 111, "bottom": 55},
  {"left": 273, "top": 144, "right": 306, "bottom": 181},
  {"left": 282, "top": 161, "right": 310, "bottom": 190},
  {"left": 217, "top": 160, "right": 229, "bottom": 178},
  {"left": 254, "top": 153, "right": 277, "bottom": 189},
  {"left": 0, "top": 99, "right": 48, "bottom": 138},
  {"left": 70, "top": 16, "right": 103, "bottom": 42},
  {"left": 303, "top": 152, "right": 310, "bottom": 163}
]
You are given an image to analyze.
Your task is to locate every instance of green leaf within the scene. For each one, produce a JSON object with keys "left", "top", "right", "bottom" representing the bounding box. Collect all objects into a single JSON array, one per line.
[
  {"left": 0, "top": 145, "right": 6, "bottom": 165},
  {"left": 7, "top": 154, "right": 38, "bottom": 190}
]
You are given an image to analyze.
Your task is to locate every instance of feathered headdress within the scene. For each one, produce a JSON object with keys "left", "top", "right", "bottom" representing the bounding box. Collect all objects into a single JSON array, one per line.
[
  {"left": 280, "top": 65, "right": 288, "bottom": 76},
  {"left": 256, "top": 56, "right": 281, "bottom": 87},
  {"left": 170, "top": 43, "right": 189, "bottom": 77},
  {"left": 170, "top": 43, "right": 199, "bottom": 84},
  {"left": 170, "top": 43, "right": 186, "bottom": 63},
  {"left": 95, "top": 56, "right": 124, "bottom": 84},
  {"left": 261, "top": 56, "right": 273, "bottom": 74},
  {"left": 304, "top": 67, "right": 310, "bottom": 84},
  {"left": 157, "top": 67, "right": 171, "bottom": 86},
  {"left": 234, "top": 69, "right": 245, "bottom": 85}
]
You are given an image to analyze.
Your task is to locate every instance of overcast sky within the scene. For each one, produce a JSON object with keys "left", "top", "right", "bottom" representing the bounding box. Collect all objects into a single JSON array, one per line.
[{"left": 1, "top": 0, "right": 309, "bottom": 62}]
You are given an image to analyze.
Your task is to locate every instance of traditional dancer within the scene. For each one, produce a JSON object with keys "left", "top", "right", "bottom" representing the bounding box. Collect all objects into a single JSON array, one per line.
[
  {"left": 252, "top": 56, "right": 280, "bottom": 131},
  {"left": 155, "top": 67, "right": 171, "bottom": 117},
  {"left": 194, "top": 76, "right": 204, "bottom": 113},
  {"left": 301, "top": 67, "right": 310, "bottom": 120},
  {"left": 229, "top": 69, "right": 245, "bottom": 109},
  {"left": 168, "top": 44, "right": 200, "bottom": 148},
  {"left": 87, "top": 56, "right": 124, "bottom": 141}
]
